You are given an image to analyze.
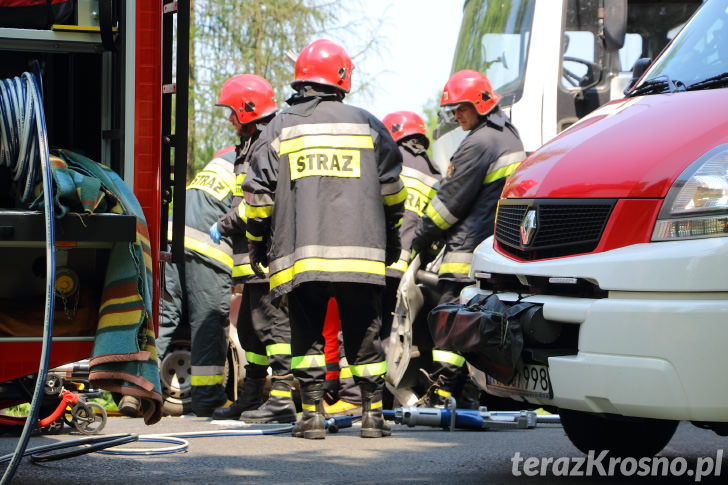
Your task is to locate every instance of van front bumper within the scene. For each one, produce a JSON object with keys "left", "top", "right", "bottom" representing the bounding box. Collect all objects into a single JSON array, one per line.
[{"left": 465, "top": 237, "right": 728, "bottom": 422}]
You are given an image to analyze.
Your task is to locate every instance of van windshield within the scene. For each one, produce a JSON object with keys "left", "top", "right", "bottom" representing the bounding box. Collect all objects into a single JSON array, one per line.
[
  {"left": 451, "top": 0, "right": 536, "bottom": 105},
  {"left": 639, "top": 1, "right": 728, "bottom": 91}
]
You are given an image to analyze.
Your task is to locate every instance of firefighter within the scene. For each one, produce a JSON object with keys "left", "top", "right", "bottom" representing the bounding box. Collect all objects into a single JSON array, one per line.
[
  {"left": 209, "top": 74, "right": 297, "bottom": 424},
  {"left": 243, "top": 39, "right": 406, "bottom": 439},
  {"left": 156, "top": 148, "right": 236, "bottom": 417},
  {"left": 324, "top": 111, "right": 442, "bottom": 416},
  {"left": 381, "top": 110, "right": 442, "bottom": 331},
  {"left": 411, "top": 69, "right": 526, "bottom": 407}
]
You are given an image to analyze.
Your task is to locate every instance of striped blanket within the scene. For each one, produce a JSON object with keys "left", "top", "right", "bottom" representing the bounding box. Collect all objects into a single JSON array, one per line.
[{"left": 41, "top": 149, "right": 162, "bottom": 424}]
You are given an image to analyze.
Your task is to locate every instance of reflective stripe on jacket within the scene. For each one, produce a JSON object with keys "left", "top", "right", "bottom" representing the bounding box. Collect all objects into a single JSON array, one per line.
[
  {"left": 182, "top": 152, "right": 235, "bottom": 272},
  {"left": 387, "top": 141, "right": 441, "bottom": 278},
  {"left": 216, "top": 137, "right": 271, "bottom": 283},
  {"left": 243, "top": 96, "right": 405, "bottom": 299}
]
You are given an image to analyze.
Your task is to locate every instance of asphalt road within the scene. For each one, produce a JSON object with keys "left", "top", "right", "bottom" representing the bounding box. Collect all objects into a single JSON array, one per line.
[{"left": 1, "top": 413, "right": 727, "bottom": 484}]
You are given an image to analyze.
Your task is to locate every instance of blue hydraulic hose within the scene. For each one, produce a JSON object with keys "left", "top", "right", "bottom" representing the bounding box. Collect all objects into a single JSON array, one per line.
[{"left": 0, "top": 64, "right": 56, "bottom": 485}]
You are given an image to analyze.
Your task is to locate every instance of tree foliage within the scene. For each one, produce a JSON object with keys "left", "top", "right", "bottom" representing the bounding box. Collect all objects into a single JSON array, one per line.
[{"left": 186, "top": 0, "right": 386, "bottom": 179}]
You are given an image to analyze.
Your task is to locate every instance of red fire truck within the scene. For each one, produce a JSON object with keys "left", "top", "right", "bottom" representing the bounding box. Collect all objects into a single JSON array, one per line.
[{"left": 0, "top": 1, "right": 190, "bottom": 430}]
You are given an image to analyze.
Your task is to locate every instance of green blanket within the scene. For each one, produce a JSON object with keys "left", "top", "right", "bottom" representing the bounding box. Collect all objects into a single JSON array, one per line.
[{"left": 34, "top": 149, "right": 162, "bottom": 424}]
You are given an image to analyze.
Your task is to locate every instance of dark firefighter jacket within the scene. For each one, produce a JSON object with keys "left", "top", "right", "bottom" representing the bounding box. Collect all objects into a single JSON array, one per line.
[
  {"left": 216, "top": 132, "right": 271, "bottom": 284},
  {"left": 415, "top": 108, "right": 525, "bottom": 282},
  {"left": 243, "top": 93, "right": 406, "bottom": 300},
  {"left": 177, "top": 150, "right": 235, "bottom": 273},
  {"left": 387, "top": 139, "right": 441, "bottom": 278}
]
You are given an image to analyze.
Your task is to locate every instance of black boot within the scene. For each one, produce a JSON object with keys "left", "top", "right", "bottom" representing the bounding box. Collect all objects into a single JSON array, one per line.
[
  {"left": 118, "top": 395, "right": 140, "bottom": 418},
  {"left": 415, "top": 370, "right": 455, "bottom": 408},
  {"left": 291, "top": 382, "right": 326, "bottom": 439},
  {"left": 240, "top": 375, "right": 297, "bottom": 423},
  {"left": 458, "top": 378, "right": 481, "bottom": 410},
  {"left": 360, "top": 382, "right": 391, "bottom": 438},
  {"left": 212, "top": 377, "right": 265, "bottom": 420}
]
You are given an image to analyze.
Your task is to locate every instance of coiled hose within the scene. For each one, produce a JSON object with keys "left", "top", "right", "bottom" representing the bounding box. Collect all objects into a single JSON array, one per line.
[
  {"left": 0, "top": 64, "right": 56, "bottom": 485},
  {"left": 0, "top": 70, "right": 42, "bottom": 203}
]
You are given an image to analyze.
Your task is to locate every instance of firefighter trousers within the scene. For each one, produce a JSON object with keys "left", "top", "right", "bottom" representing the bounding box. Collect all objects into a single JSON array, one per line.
[
  {"left": 328, "top": 276, "right": 400, "bottom": 405},
  {"left": 159, "top": 254, "right": 231, "bottom": 409},
  {"left": 288, "top": 282, "right": 386, "bottom": 389},
  {"left": 157, "top": 260, "right": 183, "bottom": 362},
  {"left": 429, "top": 279, "right": 469, "bottom": 394},
  {"left": 236, "top": 281, "right": 292, "bottom": 379}
]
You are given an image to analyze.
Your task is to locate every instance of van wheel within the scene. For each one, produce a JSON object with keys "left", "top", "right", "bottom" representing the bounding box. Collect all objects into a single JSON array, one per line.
[{"left": 559, "top": 408, "right": 679, "bottom": 457}]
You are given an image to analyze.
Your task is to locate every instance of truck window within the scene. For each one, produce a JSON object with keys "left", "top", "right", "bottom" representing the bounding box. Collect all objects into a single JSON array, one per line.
[
  {"left": 478, "top": 32, "right": 526, "bottom": 96},
  {"left": 560, "top": 0, "right": 700, "bottom": 91},
  {"left": 561, "top": 30, "right": 595, "bottom": 89},
  {"left": 451, "top": 0, "right": 536, "bottom": 103},
  {"left": 619, "top": 33, "right": 642, "bottom": 72},
  {"left": 560, "top": 0, "right": 603, "bottom": 90},
  {"left": 625, "top": 1, "right": 700, "bottom": 61},
  {"left": 640, "top": 1, "right": 728, "bottom": 87}
]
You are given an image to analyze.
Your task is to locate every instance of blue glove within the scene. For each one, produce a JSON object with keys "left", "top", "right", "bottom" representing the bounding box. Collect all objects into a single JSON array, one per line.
[{"left": 209, "top": 222, "right": 221, "bottom": 244}]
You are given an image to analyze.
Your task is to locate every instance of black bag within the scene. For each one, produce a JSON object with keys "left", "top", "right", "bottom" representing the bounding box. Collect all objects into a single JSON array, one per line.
[
  {"left": 0, "top": 0, "right": 75, "bottom": 29},
  {"left": 428, "top": 293, "right": 538, "bottom": 385}
]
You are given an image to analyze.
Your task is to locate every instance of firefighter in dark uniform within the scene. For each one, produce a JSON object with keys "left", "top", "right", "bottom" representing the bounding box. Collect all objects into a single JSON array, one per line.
[
  {"left": 381, "top": 110, "right": 442, "bottom": 329},
  {"left": 243, "top": 39, "right": 406, "bottom": 439},
  {"left": 157, "top": 148, "right": 236, "bottom": 417},
  {"left": 324, "top": 110, "right": 442, "bottom": 416},
  {"left": 209, "top": 74, "right": 297, "bottom": 424},
  {"left": 411, "top": 69, "right": 526, "bottom": 407}
]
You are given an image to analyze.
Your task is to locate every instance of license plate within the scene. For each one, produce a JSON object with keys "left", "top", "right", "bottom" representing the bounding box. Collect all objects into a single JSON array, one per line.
[{"left": 485, "top": 364, "right": 552, "bottom": 399}]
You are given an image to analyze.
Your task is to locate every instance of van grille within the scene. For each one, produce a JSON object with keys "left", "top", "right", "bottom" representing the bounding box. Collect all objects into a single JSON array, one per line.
[{"left": 495, "top": 199, "right": 615, "bottom": 261}]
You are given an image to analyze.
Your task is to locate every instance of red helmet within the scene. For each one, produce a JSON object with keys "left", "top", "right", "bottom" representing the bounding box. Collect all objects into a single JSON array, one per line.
[
  {"left": 382, "top": 111, "right": 429, "bottom": 149},
  {"left": 440, "top": 69, "right": 500, "bottom": 116},
  {"left": 216, "top": 74, "right": 277, "bottom": 125},
  {"left": 292, "top": 39, "right": 353, "bottom": 93},
  {"left": 213, "top": 146, "right": 236, "bottom": 158}
]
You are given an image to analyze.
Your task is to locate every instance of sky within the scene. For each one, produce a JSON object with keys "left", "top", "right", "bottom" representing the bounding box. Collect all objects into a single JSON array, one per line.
[{"left": 344, "top": 1, "right": 465, "bottom": 121}]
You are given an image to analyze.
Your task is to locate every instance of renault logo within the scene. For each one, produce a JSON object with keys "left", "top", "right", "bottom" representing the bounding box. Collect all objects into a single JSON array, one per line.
[{"left": 520, "top": 209, "right": 537, "bottom": 246}]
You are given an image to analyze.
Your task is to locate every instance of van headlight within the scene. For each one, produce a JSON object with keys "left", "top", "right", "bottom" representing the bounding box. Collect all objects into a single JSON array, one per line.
[{"left": 652, "top": 145, "right": 728, "bottom": 241}]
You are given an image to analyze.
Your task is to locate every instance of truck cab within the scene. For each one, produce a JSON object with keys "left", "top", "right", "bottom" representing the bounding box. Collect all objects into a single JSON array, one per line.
[
  {"left": 431, "top": 0, "right": 701, "bottom": 172},
  {"left": 459, "top": 0, "right": 728, "bottom": 457}
]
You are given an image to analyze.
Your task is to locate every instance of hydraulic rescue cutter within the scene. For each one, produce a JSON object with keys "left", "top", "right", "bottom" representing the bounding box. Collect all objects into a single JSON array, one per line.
[{"left": 383, "top": 398, "right": 546, "bottom": 432}]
